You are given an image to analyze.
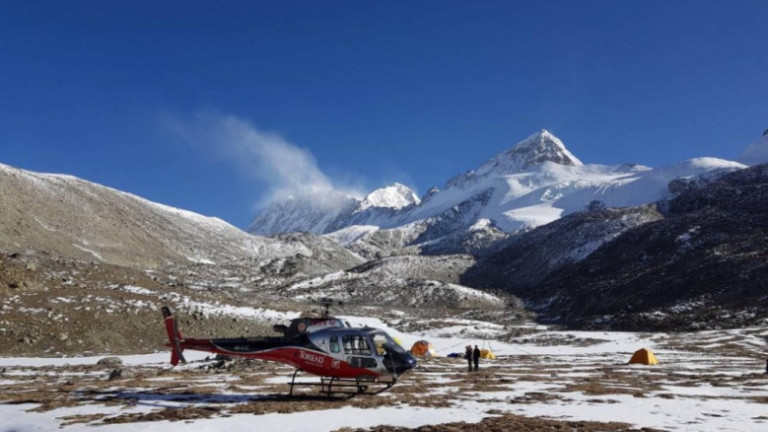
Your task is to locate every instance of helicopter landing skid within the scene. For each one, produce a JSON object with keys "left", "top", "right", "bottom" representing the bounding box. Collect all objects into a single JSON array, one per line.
[{"left": 288, "top": 369, "right": 397, "bottom": 398}]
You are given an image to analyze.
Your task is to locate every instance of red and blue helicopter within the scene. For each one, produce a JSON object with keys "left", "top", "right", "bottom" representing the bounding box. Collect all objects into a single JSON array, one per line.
[{"left": 161, "top": 300, "right": 416, "bottom": 396}]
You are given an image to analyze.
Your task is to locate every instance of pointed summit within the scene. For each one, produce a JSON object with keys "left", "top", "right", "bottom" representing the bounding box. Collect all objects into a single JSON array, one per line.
[
  {"left": 475, "top": 130, "right": 582, "bottom": 177},
  {"left": 514, "top": 129, "right": 582, "bottom": 163}
]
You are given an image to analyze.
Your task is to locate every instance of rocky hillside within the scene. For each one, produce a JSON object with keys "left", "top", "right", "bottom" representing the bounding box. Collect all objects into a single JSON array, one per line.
[
  {"left": 507, "top": 164, "right": 768, "bottom": 330},
  {"left": 261, "top": 254, "right": 514, "bottom": 310},
  {"left": 0, "top": 247, "right": 519, "bottom": 356},
  {"left": 0, "top": 162, "right": 362, "bottom": 271},
  {"left": 463, "top": 204, "right": 664, "bottom": 290},
  {"left": 0, "top": 162, "right": 519, "bottom": 356},
  {"left": 3, "top": 131, "right": 768, "bottom": 347}
]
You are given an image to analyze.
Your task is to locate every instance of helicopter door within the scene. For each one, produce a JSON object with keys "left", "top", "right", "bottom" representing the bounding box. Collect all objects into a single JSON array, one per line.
[{"left": 342, "top": 334, "right": 378, "bottom": 369}]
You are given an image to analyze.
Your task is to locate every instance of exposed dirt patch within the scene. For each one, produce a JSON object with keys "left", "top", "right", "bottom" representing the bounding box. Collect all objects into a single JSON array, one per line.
[
  {"left": 340, "top": 412, "right": 663, "bottom": 431},
  {"left": 103, "top": 406, "right": 221, "bottom": 424},
  {"left": 506, "top": 391, "right": 571, "bottom": 404}
]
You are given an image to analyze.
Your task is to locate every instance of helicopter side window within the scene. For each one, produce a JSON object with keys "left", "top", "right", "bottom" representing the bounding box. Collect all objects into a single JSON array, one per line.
[
  {"left": 342, "top": 335, "right": 372, "bottom": 355},
  {"left": 349, "top": 356, "right": 378, "bottom": 369},
  {"left": 329, "top": 335, "right": 340, "bottom": 353}
]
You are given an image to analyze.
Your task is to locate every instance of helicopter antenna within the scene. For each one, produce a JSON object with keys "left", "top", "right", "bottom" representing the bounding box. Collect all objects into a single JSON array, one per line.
[{"left": 317, "top": 297, "right": 343, "bottom": 318}]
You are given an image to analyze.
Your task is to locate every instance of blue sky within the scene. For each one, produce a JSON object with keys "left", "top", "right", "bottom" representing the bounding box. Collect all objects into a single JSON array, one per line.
[{"left": 1, "top": 1, "right": 766, "bottom": 228}]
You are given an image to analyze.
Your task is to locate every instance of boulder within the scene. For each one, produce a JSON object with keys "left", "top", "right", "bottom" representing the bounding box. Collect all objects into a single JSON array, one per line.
[{"left": 97, "top": 356, "right": 123, "bottom": 366}]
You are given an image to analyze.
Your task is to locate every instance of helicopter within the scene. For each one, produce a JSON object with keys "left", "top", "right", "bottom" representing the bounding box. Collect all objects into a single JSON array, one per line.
[{"left": 161, "top": 299, "right": 417, "bottom": 396}]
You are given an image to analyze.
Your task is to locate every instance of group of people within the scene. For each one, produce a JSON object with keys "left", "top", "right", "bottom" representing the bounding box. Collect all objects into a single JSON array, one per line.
[{"left": 465, "top": 344, "right": 481, "bottom": 372}]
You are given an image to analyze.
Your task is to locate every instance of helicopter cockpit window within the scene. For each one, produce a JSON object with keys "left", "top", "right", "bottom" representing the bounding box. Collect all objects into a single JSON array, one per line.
[
  {"left": 342, "top": 335, "right": 372, "bottom": 355},
  {"left": 372, "top": 332, "right": 406, "bottom": 355},
  {"left": 329, "top": 335, "right": 340, "bottom": 353}
]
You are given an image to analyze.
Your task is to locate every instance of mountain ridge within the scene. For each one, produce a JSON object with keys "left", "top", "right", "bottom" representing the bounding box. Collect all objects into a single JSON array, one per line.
[
  {"left": 2, "top": 134, "right": 767, "bottom": 334},
  {"left": 0, "top": 162, "right": 363, "bottom": 273},
  {"left": 249, "top": 131, "right": 750, "bottom": 257},
  {"left": 484, "top": 163, "right": 768, "bottom": 330}
]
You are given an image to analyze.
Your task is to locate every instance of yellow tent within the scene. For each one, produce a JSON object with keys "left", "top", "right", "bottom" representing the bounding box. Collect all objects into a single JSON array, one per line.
[
  {"left": 410, "top": 340, "right": 437, "bottom": 357},
  {"left": 628, "top": 348, "right": 658, "bottom": 365},
  {"left": 479, "top": 348, "right": 495, "bottom": 360}
]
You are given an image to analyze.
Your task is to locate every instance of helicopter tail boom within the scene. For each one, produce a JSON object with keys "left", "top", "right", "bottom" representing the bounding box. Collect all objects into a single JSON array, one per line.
[{"left": 161, "top": 306, "right": 186, "bottom": 366}]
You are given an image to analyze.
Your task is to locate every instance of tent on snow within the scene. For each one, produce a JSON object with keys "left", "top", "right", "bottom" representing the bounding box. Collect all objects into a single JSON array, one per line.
[
  {"left": 479, "top": 348, "right": 496, "bottom": 359},
  {"left": 628, "top": 348, "right": 658, "bottom": 365},
  {"left": 410, "top": 340, "right": 437, "bottom": 357}
]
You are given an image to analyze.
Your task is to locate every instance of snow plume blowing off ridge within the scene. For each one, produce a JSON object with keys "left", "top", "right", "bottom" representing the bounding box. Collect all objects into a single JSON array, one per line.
[
  {"left": 739, "top": 130, "right": 768, "bottom": 166},
  {"left": 167, "top": 113, "right": 362, "bottom": 209}
]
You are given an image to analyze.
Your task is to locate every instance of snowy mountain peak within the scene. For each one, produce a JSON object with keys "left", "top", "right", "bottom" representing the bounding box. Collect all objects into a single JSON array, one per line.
[
  {"left": 248, "top": 130, "right": 750, "bottom": 239},
  {"left": 358, "top": 183, "right": 420, "bottom": 211},
  {"left": 444, "top": 130, "right": 583, "bottom": 189},
  {"left": 476, "top": 129, "right": 583, "bottom": 177}
]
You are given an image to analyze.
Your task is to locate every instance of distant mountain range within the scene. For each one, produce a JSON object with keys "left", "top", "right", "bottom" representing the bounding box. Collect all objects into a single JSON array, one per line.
[
  {"left": 249, "top": 130, "right": 763, "bottom": 257},
  {"left": 2, "top": 129, "right": 767, "bottom": 331}
]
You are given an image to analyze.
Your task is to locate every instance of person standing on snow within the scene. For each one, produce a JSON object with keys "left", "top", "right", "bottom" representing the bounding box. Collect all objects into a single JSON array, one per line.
[
  {"left": 473, "top": 345, "right": 481, "bottom": 371},
  {"left": 465, "top": 345, "right": 473, "bottom": 372}
]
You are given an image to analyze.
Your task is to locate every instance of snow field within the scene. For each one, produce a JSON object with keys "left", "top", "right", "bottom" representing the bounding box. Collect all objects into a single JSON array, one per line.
[{"left": 1, "top": 311, "right": 766, "bottom": 432}]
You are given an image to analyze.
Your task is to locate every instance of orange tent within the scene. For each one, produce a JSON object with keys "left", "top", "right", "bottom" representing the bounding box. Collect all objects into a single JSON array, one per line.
[
  {"left": 628, "top": 348, "right": 659, "bottom": 365},
  {"left": 410, "top": 340, "right": 437, "bottom": 357}
]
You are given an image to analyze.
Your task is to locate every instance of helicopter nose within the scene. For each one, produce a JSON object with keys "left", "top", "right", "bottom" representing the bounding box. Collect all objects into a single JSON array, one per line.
[
  {"left": 395, "top": 353, "right": 417, "bottom": 373},
  {"left": 384, "top": 351, "right": 419, "bottom": 374},
  {"left": 404, "top": 353, "right": 417, "bottom": 370}
]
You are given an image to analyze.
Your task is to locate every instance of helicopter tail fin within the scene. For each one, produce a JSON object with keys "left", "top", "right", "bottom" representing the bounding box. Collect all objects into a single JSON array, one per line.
[{"left": 161, "top": 306, "right": 186, "bottom": 366}]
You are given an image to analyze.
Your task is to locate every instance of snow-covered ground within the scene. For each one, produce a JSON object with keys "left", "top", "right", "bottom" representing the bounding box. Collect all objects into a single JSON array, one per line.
[{"left": 1, "top": 314, "right": 766, "bottom": 432}]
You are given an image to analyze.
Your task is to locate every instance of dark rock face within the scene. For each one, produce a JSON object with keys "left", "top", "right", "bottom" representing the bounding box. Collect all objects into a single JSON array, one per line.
[
  {"left": 458, "top": 164, "right": 768, "bottom": 330},
  {"left": 527, "top": 164, "right": 768, "bottom": 330},
  {"left": 463, "top": 205, "right": 663, "bottom": 293},
  {"left": 413, "top": 189, "right": 497, "bottom": 248}
]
